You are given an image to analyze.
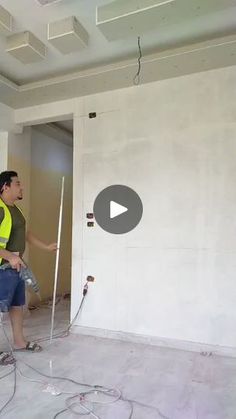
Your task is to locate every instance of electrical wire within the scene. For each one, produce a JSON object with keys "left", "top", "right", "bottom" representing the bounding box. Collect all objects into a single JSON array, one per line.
[
  {"left": 0, "top": 346, "right": 171, "bottom": 419},
  {"left": 16, "top": 365, "right": 47, "bottom": 385},
  {"left": 31, "top": 282, "right": 89, "bottom": 345},
  {"left": 65, "top": 397, "right": 101, "bottom": 418},
  {"left": 17, "top": 359, "right": 171, "bottom": 419},
  {"left": 16, "top": 358, "right": 93, "bottom": 388},
  {"left": 80, "top": 387, "right": 122, "bottom": 405},
  {"left": 123, "top": 397, "right": 170, "bottom": 419},
  {"left": 0, "top": 288, "right": 171, "bottom": 419},
  {"left": 0, "top": 291, "right": 91, "bottom": 418},
  {"left": 51, "top": 408, "right": 68, "bottom": 419},
  {"left": 0, "top": 365, "right": 16, "bottom": 416},
  {"left": 133, "top": 36, "right": 142, "bottom": 85},
  {"left": 28, "top": 276, "right": 93, "bottom": 346},
  {"left": 126, "top": 401, "right": 134, "bottom": 419},
  {"left": 17, "top": 361, "right": 116, "bottom": 419},
  {"left": 0, "top": 313, "right": 17, "bottom": 416},
  {"left": 0, "top": 365, "right": 16, "bottom": 380}
]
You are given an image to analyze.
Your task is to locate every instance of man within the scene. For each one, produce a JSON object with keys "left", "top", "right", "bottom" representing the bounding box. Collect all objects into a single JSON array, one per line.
[{"left": 0, "top": 171, "right": 57, "bottom": 365}]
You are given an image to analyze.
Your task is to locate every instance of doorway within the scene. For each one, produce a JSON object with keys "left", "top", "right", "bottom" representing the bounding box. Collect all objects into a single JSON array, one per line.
[{"left": 26, "top": 120, "right": 73, "bottom": 319}]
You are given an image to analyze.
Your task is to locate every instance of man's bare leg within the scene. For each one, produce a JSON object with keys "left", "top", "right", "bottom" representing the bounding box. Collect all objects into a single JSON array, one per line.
[{"left": 9, "top": 306, "right": 27, "bottom": 348}]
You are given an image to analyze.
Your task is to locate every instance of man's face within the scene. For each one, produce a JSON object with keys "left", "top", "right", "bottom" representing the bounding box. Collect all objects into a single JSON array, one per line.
[{"left": 5, "top": 176, "right": 23, "bottom": 201}]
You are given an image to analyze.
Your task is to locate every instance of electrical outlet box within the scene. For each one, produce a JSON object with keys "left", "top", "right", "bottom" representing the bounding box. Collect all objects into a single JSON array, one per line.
[
  {"left": 86, "top": 213, "right": 94, "bottom": 219},
  {"left": 87, "top": 222, "right": 94, "bottom": 227}
]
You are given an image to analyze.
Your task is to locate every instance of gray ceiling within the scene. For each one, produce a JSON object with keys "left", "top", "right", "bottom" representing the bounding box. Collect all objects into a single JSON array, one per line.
[
  {"left": 0, "top": 0, "right": 236, "bottom": 108},
  {"left": 0, "top": 0, "right": 235, "bottom": 85}
]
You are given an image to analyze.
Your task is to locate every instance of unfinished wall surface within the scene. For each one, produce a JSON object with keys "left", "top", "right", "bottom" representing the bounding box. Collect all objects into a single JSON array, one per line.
[
  {"left": 13, "top": 64, "right": 236, "bottom": 350},
  {"left": 0, "top": 132, "right": 8, "bottom": 172},
  {"left": 71, "top": 65, "right": 236, "bottom": 349},
  {"left": 29, "top": 129, "right": 73, "bottom": 301},
  {"left": 0, "top": 103, "right": 17, "bottom": 175},
  {"left": 7, "top": 128, "right": 32, "bottom": 235},
  {"left": 0, "top": 103, "right": 14, "bottom": 132}
]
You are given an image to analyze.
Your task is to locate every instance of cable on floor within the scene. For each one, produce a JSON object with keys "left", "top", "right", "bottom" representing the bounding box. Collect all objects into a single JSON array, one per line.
[
  {"left": 0, "top": 313, "right": 17, "bottom": 416},
  {"left": 31, "top": 278, "right": 93, "bottom": 345},
  {"left": 0, "top": 286, "right": 171, "bottom": 419},
  {"left": 18, "top": 359, "right": 171, "bottom": 419}
]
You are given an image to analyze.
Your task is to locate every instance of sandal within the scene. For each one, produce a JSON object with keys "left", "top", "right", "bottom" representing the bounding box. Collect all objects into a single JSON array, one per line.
[
  {"left": 0, "top": 351, "right": 15, "bottom": 366},
  {"left": 14, "top": 342, "right": 43, "bottom": 353}
]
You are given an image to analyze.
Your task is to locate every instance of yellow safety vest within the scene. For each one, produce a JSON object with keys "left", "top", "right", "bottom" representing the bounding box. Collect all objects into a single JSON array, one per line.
[{"left": 0, "top": 198, "right": 24, "bottom": 264}]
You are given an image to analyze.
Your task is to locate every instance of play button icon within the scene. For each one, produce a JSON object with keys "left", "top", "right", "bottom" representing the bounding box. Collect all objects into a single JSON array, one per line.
[
  {"left": 110, "top": 201, "right": 128, "bottom": 219},
  {"left": 93, "top": 185, "right": 143, "bottom": 234}
]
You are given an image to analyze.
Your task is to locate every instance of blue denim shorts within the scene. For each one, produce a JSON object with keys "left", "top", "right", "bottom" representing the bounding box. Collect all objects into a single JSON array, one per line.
[{"left": 0, "top": 268, "right": 25, "bottom": 312}]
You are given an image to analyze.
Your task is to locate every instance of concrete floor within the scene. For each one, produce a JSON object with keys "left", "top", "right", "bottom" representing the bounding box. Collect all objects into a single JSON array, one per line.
[{"left": 0, "top": 301, "right": 236, "bottom": 419}]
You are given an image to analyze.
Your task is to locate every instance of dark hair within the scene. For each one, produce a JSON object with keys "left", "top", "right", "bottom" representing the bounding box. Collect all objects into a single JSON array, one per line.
[{"left": 0, "top": 171, "right": 18, "bottom": 194}]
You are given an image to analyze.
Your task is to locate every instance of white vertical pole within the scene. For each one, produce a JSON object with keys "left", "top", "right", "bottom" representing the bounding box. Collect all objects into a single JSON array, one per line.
[{"left": 50, "top": 176, "right": 65, "bottom": 344}]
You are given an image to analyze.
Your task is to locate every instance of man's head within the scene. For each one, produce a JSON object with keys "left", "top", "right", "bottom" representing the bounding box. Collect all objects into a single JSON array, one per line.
[{"left": 0, "top": 171, "right": 23, "bottom": 203}]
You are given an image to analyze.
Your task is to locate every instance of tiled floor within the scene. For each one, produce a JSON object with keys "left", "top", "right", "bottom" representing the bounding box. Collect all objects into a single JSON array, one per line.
[{"left": 0, "top": 301, "right": 236, "bottom": 419}]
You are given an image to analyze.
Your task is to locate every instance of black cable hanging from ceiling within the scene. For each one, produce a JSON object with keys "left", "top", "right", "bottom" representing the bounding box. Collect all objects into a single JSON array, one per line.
[{"left": 133, "top": 36, "right": 143, "bottom": 86}]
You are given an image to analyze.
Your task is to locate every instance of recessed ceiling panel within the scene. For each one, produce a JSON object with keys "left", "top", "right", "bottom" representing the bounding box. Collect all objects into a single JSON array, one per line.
[
  {"left": 6, "top": 31, "right": 46, "bottom": 64},
  {"left": 48, "top": 16, "right": 89, "bottom": 54},
  {"left": 96, "top": 0, "right": 236, "bottom": 41},
  {"left": 0, "top": 5, "right": 13, "bottom": 35},
  {"left": 35, "top": 0, "right": 64, "bottom": 6}
]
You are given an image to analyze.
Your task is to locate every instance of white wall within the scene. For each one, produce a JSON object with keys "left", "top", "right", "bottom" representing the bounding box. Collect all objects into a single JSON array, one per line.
[
  {"left": 7, "top": 128, "right": 32, "bottom": 223},
  {"left": 0, "top": 103, "right": 16, "bottom": 173},
  {"left": 72, "top": 65, "right": 236, "bottom": 349},
  {"left": 0, "top": 132, "right": 8, "bottom": 172},
  {"left": 7, "top": 128, "right": 32, "bottom": 262},
  {"left": 0, "top": 103, "right": 15, "bottom": 132},
  {"left": 13, "top": 65, "right": 236, "bottom": 349}
]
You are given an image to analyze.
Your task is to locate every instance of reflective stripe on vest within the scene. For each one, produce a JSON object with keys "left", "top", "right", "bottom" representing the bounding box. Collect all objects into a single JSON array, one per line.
[{"left": 0, "top": 198, "right": 25, "bottom": 264}]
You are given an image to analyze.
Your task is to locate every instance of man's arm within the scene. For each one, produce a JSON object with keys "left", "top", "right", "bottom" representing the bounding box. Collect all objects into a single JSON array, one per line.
[{"left": 26, "top": 230, "right": 57, "bottom": 252}]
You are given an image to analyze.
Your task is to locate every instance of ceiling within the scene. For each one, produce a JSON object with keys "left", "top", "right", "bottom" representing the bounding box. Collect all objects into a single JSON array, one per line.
[
  {"left": 33, "top": 119, "right": 73, "bottom": 146},
  {"left": 55, "top": 120, "right": 73, "bottom": 134},
  {"left": 0, "top": 0, "right": 236, "bottom": 108}
]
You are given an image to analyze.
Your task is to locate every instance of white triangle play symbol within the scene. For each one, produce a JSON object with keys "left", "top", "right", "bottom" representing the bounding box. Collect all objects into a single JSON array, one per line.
[{"left": 110, "top": 201, "right": 128, "bottom": 219}]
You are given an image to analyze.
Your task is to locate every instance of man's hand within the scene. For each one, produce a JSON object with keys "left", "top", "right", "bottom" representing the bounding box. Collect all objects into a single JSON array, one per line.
[
  {"left": 8, "top": 254, "right": 26, "bottom": 272},
  {"left": 26, "top": 231, "right": 58, "bottom": 252},
  {"left": 46, "top": 243, "right": 58, "bottom": 252}
]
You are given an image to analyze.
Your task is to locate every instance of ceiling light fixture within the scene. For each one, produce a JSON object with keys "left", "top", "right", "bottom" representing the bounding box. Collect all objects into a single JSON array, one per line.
[{"left": 35, "top": 0, "right": 64, "bottom": 6}]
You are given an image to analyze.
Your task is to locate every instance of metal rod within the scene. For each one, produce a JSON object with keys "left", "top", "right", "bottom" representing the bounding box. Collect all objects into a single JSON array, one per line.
[{"left": 50, "top": 176, "right": 65, "bottom": 344}]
